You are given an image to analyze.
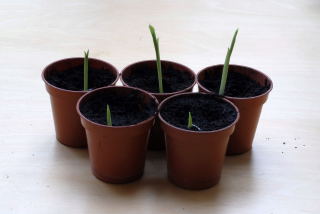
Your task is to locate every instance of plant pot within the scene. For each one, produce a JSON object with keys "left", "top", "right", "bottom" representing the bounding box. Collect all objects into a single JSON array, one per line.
[
  {"left": 42, "top": 57, "right": 119, "bottom": 147},
  {"left": 197, "top": 64, "right": 273, "bottom": 155},
  {"left": 121, "top": 60, "right": 196, "bottom": 150},
  {"left": 159, "top": 93, "right": 239, "bottom": 190},
  {"left": 77, "top": 86, "right": 158, "bottom": 183}
]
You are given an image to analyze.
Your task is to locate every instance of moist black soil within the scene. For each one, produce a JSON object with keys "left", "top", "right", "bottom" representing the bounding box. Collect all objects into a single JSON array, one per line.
[
  {"left": 123, "top": 64, "right": 194, "bottom": 93},
  {"left": 80, "top": 90, "right": 157, "bottom": 126},
  {"left": 199, "top": 69, "right": 270, "bottom": 97},
  {"left": 160, "top": 94, "right": 237, "bottom": 131},
  {"left": 46, "top": 65, "right": 116, "bottom": 91}
]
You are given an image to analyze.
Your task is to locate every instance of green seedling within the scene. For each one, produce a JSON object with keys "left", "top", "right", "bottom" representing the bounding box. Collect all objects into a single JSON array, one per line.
[
  {"left": 218, "top": 29, "right": 239, "bottom": 95},
  {"left": 187, "top": 112, "right": 193, "bottom": 129},
  {"left": 106, "top": 104, "right": 112, "bottom": 126},
  {"left": 187, "top": 112, "right": 201, "bottom": 131},
  {"left": 149, "top": 24, "right": 164, "bottom": 93},
  {"left": 83, "top": 50, "right": 89, "bottom": 91}
]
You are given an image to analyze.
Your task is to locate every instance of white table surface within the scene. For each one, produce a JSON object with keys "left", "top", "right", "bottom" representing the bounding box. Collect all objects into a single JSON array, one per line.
[{"left": 0, "top": 0, "right": 319, "bottom": 213}]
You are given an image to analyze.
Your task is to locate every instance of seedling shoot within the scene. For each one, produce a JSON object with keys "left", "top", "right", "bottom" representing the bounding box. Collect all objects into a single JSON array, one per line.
[
  {"left": 149, "top": 24, "right": 164, "bottom": 93},
  {"left": 188, "top": 112, "right": 193, "bottom": 129},
  {"left": 218, "top": 29, "right": 239, "bottom": 95},
  {"left": 106, "top": 104, "right": 112, "bottom": 126},
  {"left": 83, "top": 50, "right": 89, "bottom": 91}
]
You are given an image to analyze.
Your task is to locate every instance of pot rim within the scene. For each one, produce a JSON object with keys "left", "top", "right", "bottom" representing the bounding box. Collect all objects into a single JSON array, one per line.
[
  {"left": 158, "top": 92, "right": 240, "bottom": 134},
  {"left": 41, "top": 57, "right": 120, "bottom": 94},
  {"left": 196, "top": 64, "right": 273, "bottom": 100},
  {"left": 76, "top": 86, "right": 159, "bottom": 129},
  {"left": 120, "top": 59, "right": 196, "bottom": 97}
]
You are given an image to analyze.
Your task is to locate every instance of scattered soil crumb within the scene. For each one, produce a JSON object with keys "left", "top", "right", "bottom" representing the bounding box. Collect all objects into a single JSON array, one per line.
[
  {"left": 294, "top": 146, "right": 298, "bottom": 149},
  {"left": 283, "top": 142, "right": 286, "bottom": 145}
]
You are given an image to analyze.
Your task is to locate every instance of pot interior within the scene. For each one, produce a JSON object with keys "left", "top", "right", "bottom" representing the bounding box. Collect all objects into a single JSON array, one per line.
[
  {"left": 79, "top": 87, "right": 158, "bottom": 126},
  {"left": 198, "top": 65, "right": 272, "bottom": 98},
  {"left": 160, "top": 93, "right": 238, "bottom": 132},
  {"left": 121, "top": 60, "right": 195, "bottom": 93},
  {"left": 43, "top": 58, "right": 118, "bottom": 91}
]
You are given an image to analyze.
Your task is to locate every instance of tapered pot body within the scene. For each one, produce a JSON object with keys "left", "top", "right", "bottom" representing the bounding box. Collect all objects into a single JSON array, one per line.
[
  {"left": 77, "top": 86, "right": 158, "bottom": 183},
  {"left": 121, "top": 60, "right": 196, "bottom": 150},
  {"left": 197, "top": 64, "right": 273, "bottom": 155},
  {"left": 42, "top": 58, "right": 119, "bottom": 147},
  {"left": 159, "top": 93, "right": 239, "bottom": 189}
]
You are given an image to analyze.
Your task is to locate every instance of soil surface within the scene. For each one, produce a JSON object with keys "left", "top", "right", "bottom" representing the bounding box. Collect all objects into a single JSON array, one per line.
[
  {"left": 80, "top": 90, "right": 157, "bottom": 126},
  {"left": 199, "top": 69, "right": 270, "bottom": 97},
  {"left": 46, "top": 65, "right": 116, "bottom": 91},
  {"left": 160, "top": 94, "right": 237, "bottom": 131},
  {"left": 123, "top": 64, "right": 194, "bottom": 93}
]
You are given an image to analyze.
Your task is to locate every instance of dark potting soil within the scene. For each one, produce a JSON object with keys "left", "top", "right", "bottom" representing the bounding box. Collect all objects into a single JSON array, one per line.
[
  {"left": 123, "top": 64, "right": 194, "bottom": 93},
  {"left": 80, "top": 90, "right": 157, "bottom": 126},
  {"left": 199, "top": 69, "right": 270, "bottom": 97},
  {"left": 46, "top": 65, "right": 116, "bottom": 91},
  {"left": 160, "top": 94, "right": 237, "bottom": 131}
]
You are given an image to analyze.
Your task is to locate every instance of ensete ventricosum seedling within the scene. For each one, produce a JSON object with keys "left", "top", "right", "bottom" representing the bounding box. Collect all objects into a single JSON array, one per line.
[
  {"left": 188, "top": 112, "right": 193, "bottom": 129},
  {"left": 187, "top": 112, "right": 201, "bottom": 131},
  {"left": 106, "top": 104, "right": 112, "bottom": 126},
  {"left": 83, "top": 50, "right": 89, "bottom": 91},
  {"left": 149, "top": 24, "right": 164, "bottom": 93},
  {"left": 219, "top": 29, "right": 238, "bottom": 96}
]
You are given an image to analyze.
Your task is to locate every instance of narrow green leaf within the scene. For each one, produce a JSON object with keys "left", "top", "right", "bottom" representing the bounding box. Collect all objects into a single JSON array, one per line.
[
  {"left": 83, "top": 49, "right": 89, "bottom": 91},
  {"left": 187, "top": 112, "right": 193, "bottom": 129},
  {"left": 219, "top": 48, "right": 231, "bottom": 95},
  {"left": 106, "top": 104, "right": 112, "bottom": 126},
  {"left": 149, "top": 24, "right": 164, "bottom": 93},
  {"left": 229, "top": 29, "right": 238, "bottom": 55},
  {"left": 219, "top": 29, "right": 239, "bottom": 95}
]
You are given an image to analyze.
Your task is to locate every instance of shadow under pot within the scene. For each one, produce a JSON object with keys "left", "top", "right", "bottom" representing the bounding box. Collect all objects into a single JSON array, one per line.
[
  {"left": 159, "top": 93, "right": 239, "bottom": 190},
  {"left": 197, "top": 64, "right": 273, "bottom": 155},
  {"left": 42, "top": 58, "right": 119, "bottom": 148},
  {"left": 77, "top": 86, "right": 158, "bottom": 183},
  {"left": 121, "top": 60, "right": 196, "bottom": 150}
]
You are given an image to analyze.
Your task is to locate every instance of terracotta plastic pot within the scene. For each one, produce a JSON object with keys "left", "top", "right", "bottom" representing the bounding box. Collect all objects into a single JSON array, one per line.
[
  {"left": 197, "top": 64, "right": 273, "bottom": 155},
  {"left": 42, "top": 58, "right": 119, "bottom": 147},
  {"left": 159, "top": 93, "right": 239, "bottom": 190},
  {"left": 121, "top": 60, "right": 196, "bottom": 150},
  {"left": 77, "top": 86, "right": 158, "bottom": 183}
]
